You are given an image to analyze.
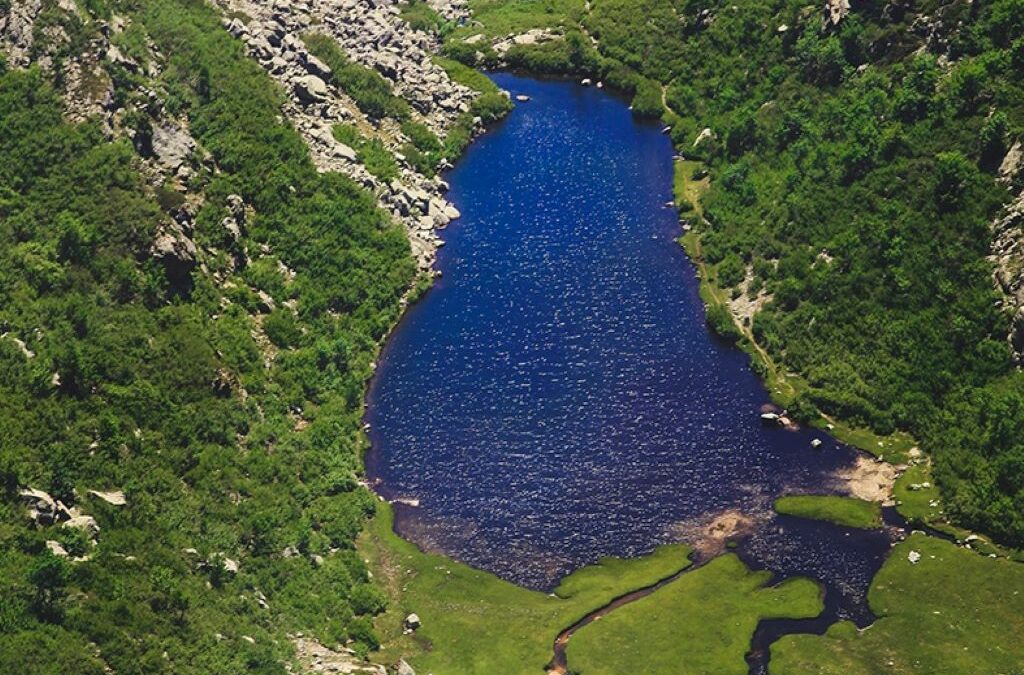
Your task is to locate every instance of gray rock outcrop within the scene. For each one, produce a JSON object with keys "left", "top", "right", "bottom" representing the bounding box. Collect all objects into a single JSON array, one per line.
[
  {"left": 152, "top": 223, "right": 198, "bottom": 280},
  {"left": 991, "top": 192, "right": 1024, "bottom": 362},
  {"left": 0, "top": 0, "right": 44, "bottom": 68},
  {"left": 152, "top": 122, "right": 197, "bottom": 172},
  {"left": 824, "top": 0, "right": 851, "bottom": 27}
]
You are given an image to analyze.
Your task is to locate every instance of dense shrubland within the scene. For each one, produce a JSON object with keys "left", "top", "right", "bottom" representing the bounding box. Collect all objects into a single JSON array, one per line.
[
  {"left": 0, "top": 0, "right": 414, "bottom": 671},
  {"left": 447, "top": 0, "right": 1024, "bottom": 544}
]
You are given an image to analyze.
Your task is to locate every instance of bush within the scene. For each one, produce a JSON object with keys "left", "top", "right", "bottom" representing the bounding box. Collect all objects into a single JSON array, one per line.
[
  {"left": 630, "top": 77, "right": 664, "bottom": 118},
  {"left": 716, "top": 253, "right": 746, "bottom": 288},
  {"left": 787, "top": 393, "right": 820, "bottom": 425},
  {"left": 705, "top": 303, "right": 742, "bottom": 342},
  {"left": 933, "top": 151, "right": 975, "bottom": 211},
  {"left": 400, "top": 0, "right": 452, "bottom": 34},
  {"left": 795, "top": 31, "right": 847, "bottom": 85},
  {"left": 401, "top": 120, "right": 442, "bottom": 153}
]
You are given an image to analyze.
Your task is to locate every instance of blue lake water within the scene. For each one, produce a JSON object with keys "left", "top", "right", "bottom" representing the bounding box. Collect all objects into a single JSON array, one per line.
[{"left": 366, "top": 74, "right": 893, "bottom": 626}]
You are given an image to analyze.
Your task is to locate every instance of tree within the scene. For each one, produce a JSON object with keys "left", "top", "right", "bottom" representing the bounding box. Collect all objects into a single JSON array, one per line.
[
  {"left": 980, "top": 111, "right": 1009, "bottom": 167},
  {"left": 29, "top": 554, "right": 69, "bottom": 623},
  {"left": 934, "top": 151, "right": 975, "bottom": 211}
]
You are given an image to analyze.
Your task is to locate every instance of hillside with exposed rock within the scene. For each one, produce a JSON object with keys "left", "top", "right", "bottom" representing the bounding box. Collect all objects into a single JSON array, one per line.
[{"left": 0, "top": 0, "right": 499, "bottom": 672}]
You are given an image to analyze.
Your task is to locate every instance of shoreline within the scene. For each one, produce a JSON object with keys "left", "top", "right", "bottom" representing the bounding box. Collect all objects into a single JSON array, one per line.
[
  {"left": 355, "top": 71, "right": 911, "bottom": 673},
  {"left": 354, "top": 43, "right": 1020, "bottom": 675}
]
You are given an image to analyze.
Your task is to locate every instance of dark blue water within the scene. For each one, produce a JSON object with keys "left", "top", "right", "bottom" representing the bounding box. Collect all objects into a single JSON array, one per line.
[{"left": 366, "top": 74, "right": 893, "bottom": 625}]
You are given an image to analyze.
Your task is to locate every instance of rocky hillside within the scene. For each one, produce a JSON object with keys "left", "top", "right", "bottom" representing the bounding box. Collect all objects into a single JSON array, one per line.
[{"left": 0, "top": 0, "right": 502, "bottom": 672}]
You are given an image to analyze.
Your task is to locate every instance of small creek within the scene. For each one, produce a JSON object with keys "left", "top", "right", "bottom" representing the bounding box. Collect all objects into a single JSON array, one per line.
[{"left": 365, "top": 73, "right": 901, "bottom": 671}]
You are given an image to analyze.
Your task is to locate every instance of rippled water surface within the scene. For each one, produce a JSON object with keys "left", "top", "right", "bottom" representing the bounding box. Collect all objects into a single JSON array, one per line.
[{"left": 366, "top": 74, "right": 891, "bottom": 622}]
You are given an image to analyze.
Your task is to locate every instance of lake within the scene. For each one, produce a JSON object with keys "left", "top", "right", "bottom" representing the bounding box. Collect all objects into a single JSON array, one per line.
[{"left": 365, "top": 73, "right": 893, "bottom": 632}]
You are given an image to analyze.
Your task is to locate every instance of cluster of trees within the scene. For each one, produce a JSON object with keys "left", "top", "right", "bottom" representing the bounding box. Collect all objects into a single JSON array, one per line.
[{"left": 1, "top": 0, "right": 416, "bottom": 671}]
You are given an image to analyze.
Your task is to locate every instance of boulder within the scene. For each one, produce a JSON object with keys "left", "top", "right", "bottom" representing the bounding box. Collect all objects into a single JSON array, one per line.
[
  {"left": 45, "top": 540, "right": 69, "bottom": 557},
  {"left": 106, "top": 44, "right": 139, "bottom": 72},
  {"left": 225, "top": 18, "right": 247, "bottom": 38},
  {"left": 295, "top": 75, "right": 328, "bottom": 103},
  {"left": 395, "top": 659, "right": 416, "bottom": 675},
  {"left": 301, "top": 53, "right": 333, "bottom": 79},
  {"left": 151, "top": 123, "right": 196, "bottom": 171},
  {"left": 222, "top": 215, "right": 243, "bottom": 242},
  {"left": 693, "top": 127, "right": 715, "bottom": 149},
  {"left": 19, "top": 488, "right": 62, "bottom": 526},
  {"left": 88, "top": 489, "right": 127, "bottom": 506},
  {"left": 824, "top": 0, "right": 851, "bottom": 27},
  {"left": 226, "top": 194, "right": 246, "bottom": 225},
  {"left": 1000, "top": 140, "right": 1022, "bottom": 184},
  {"left": 403, "top": 613, "right": 421, "bottom": 630},
  {"left": 151, "top": 227, "right": 198, "bottom": 281},
  {"left": 256, "top": 290, "right": 276, "bottom": 313},
  {"left": 334, "top": 142, "right": 358, "bottom": 161},
  {"left": 64, "top": 515, "right": 100, "bottom": 536}
]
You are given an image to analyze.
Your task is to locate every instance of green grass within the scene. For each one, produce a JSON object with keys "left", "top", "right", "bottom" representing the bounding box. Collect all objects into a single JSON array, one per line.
[
  {"left": 302, "top": 33, "right": 411, "bottom": 120},
  {"left": 567, "top": 554, "right": 823, "bottom": 674},
  {"left": 361, "top": 504, "right": 692, "bottom": 674},
  {"left": 774, "top": 495, "right": 883, "bottom": 530},
  {"left": 892, "top": 462, "right": 942, "bottom": 525},
  {"left": 433, "top": 56, "right": 503, "bottom": 95},
  {"left": 772, "top": 534, "right": 1024, "bottom": 674},
  {"left": 399, "top": 0, "right": 452, "bottom": 34},
  {"left": 453, "top": 0, "right": 586, "bottom": 39},
  {"left": 822, "top": 424, "right": 918, "bottom": 463},
  {"left": 332, "top": 123, "right": 399, "bottom": 181},
  {"left": 673, "top": 159, "right": 708, "bottom": 217}
]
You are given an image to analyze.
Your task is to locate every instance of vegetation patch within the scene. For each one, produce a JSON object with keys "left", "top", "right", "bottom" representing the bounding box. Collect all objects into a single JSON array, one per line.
[
  {"left": 360, "top": 504, "right": 692, "bottom": 674},
  {"left": 892, "top": 462, "right": 942, "bottom": 525},
  {"left": 333, "top": 123, "right": 401, "bottom": 181},
  {"left": 774, "top": 495, "right": 882, "bottom": 530},
  {"left": 772, "top": 534, "right": 1024, "bottom": 674},
  {"left": 433, "top": 55, "right": 503, "bottom": 95},
  {"left": 400, "top": 0, "right": 453, "bottom": 35},
  {"left": 454, "top": 0, "right": 586, "bottom": 38},
  {"left": 566, "top": 554, "right": 823, "bottom": 674},
  {"left": 303, "top": 33, "right": 411, "bottom": 120}
]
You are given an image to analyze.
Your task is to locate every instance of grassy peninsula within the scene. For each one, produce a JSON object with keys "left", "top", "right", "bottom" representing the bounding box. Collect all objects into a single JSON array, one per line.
[
  {"left": 774, "top": 495, "right": 883, "bottom": 529},
  {"left": 567, "top": 554, "right": 823, "bottom": 674}
]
